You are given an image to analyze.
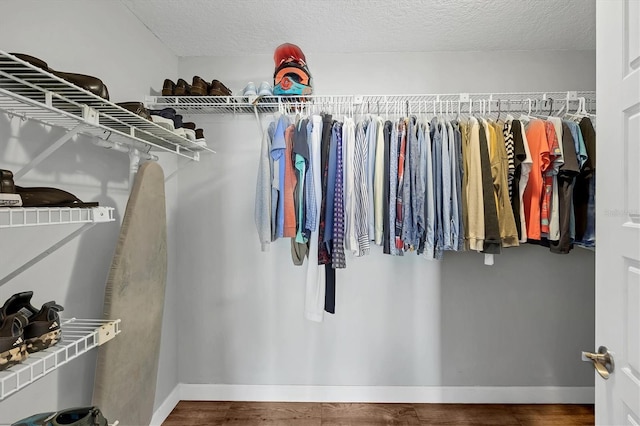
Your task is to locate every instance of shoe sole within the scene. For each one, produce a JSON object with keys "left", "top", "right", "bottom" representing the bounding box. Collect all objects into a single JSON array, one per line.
[
  {"left": 0, "top": 344, "right": 28, "bottom": 371},
  {"left": 26, "top": 329, "right": 61, "bottom": 353}
]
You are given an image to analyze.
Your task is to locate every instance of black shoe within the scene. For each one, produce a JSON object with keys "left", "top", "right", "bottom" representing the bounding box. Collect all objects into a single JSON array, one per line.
[
  {"left": 11, "top": 406, "right": 108, "bottom": 426},
  {"left": 0, "top": 292, "right": 64, "bottom": 353},
  {"left": 1, "top": 169, "right": 16, "bottom": 193},
  {"left": 0, "top": 169, "right": 23, "bottom": 207},
  {"left": 0, "top": 313, "right": 28, "bottom": 371}
]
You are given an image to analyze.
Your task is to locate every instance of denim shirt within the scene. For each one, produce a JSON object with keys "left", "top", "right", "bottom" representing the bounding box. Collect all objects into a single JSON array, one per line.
[
  {"left": 416, "top": 119, "right": 427, "bottom": 250},
  {"left": 402, "top": 117, "right": 417, "bottom": 247},
  {"left": 430, "top": 117, "right": 444, "bottom": 259},
  {"left": 389, "top": 120, "right": 399, "bottom": 255}
]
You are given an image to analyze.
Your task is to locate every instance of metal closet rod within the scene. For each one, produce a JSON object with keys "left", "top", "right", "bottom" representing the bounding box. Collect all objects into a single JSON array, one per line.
[{"left": 273, "top": 91, "right": 596, "bottom": 115}]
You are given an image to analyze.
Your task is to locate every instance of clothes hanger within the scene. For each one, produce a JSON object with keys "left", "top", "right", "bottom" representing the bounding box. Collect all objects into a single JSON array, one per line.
[{"left": 563, "top": 97, "right": 586, "bottom": 121}]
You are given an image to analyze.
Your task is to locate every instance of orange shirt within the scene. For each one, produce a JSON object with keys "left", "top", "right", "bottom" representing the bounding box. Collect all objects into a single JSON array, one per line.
[
  {"left": 283, "top": 125, "right": 298, "bottom": 237},
  {"left": 523, "top": 120, "right": 551, "bottom": 240}
]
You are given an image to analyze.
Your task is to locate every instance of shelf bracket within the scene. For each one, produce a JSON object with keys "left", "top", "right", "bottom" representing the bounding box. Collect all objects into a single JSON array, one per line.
[
  {"left": 14, "top": 123, "right": 85, "bottom": 180},
  {"left": 0, "top": 222, "right": 97, "bottom": 286}
]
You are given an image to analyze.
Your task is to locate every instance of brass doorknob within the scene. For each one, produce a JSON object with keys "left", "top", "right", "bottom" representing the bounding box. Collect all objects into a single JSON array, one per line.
[{"left": 582, "top": 346, "right": 614, "bottom": 379}]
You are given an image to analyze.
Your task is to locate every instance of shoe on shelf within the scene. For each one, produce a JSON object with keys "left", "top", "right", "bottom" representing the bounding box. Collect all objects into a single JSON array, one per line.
[
  {"left": 10, "top": 53, "right": 110, "bottom": 100},
  {"left": 209, "top": 79, "right": 232, "bottom": 96},
  {"left": 0, "top": 313, "right": 28, "bottom": 371},
  {"left": 173, "top": 114, "right": 183, "bottom": 130},
  {"left": 0, "top": 169, "right": 22, "bottom": 207},
  {"left": 242, "top": 82, "right": 257, "bottom": 96},
  {"left": 0, "top": 291, "right": 64, "bottom": 354},
  {"left": 174, "top": 78, "right": 191, "bottom": 96},
  {"left": 51, "top": 70, "right": 110, "bottom": 100},
  {"left": 10, "top": 406, "right": 109, "bottom": 426},
  {"left": 191, "top": 76, "right": 210, "bottom": 96},
  {"left": 258, "top": 81, "right": 273, "bottom": 96},
  {"left": 162, "top": 78, "right": 176, "bottom": 96},
  {"left": 116, "top": 102, "right": 152, "bottom": 121},
  {"left": 10, "top": 53, "right": 49, "bottom": 71},
  {"left": 149, "top": 108, "right": 177, "bottom": 131},
  {"left": 15, "top": 186, "right": 99, "bottom": 208},
  {"left": 195, "top": 128, "right": 206, "bottom": 146},
  {"left": 173, "top": 114, "right": 186, "bottom": 138},
  {"left": 182, "top": 122, "right": 197, "bottom": 141}
]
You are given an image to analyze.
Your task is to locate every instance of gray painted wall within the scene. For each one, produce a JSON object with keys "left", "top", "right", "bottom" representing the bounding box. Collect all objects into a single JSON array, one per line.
[
  {"left": 176, "top": 49, "right": 596, "bottom": 388},
  {"left": 0, "top": 1, "right": 180, "bottom": 423}
]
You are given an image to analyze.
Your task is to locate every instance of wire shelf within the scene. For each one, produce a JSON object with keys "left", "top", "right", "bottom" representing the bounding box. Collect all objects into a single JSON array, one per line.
[
  {"left": 0, "top": 318, "right": 121, "bottom": 401},
  {"left": 145, "top": 91, "right": 597, "bottom": 116},
  {"left": 0, "top": 206, "right": 115, "bottom": 229},
  {"left": 0, "top": 51, "right": 214, "bottom": 160}
]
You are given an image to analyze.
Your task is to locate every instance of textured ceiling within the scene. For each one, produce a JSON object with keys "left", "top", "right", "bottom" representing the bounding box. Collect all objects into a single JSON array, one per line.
[{"left": 121, "top": 0, "right": 595, "bottom": 57}]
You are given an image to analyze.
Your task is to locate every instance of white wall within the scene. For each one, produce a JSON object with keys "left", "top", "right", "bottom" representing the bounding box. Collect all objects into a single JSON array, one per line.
[
  {"left": 176, "top": 50, "right": 596, "bottom": 391},
  {"left": 0, "top": 1, "right": 180, "bottom": 424}
]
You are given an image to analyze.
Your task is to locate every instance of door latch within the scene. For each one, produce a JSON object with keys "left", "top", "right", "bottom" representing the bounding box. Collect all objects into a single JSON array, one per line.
[{"left": 582, "top": 346, "right": 615, "bottom": 379}]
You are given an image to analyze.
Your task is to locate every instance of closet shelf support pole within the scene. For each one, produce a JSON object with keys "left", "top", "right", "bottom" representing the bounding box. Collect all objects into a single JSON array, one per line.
[
  {"left": 0, "top": 223, "right": 96, "bottom": 287},
  {"left": 14, "top": 123, "right": 85, "bottom": 180}
]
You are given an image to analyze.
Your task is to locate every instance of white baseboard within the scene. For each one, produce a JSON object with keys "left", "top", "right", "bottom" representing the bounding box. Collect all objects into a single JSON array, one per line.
[
  {"left": 151, "top": 384, "right": 594, "bottom": 424},
  {"left": 150, "top": 385, "right": 181, "bottom": 426},
  {"left": 178, "top": 384, "right": 594, "bottom": 404}
]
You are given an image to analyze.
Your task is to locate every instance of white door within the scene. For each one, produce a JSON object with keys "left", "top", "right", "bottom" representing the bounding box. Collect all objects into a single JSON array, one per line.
[{"left": 595, "top": 0, "right": 640, "bottom": 424}]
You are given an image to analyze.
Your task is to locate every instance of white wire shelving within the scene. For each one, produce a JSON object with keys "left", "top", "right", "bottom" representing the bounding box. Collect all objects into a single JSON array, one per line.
[
  {"left": 145, "top": 91, "right": 597, "bottom": 116},
  {"left": 0, "top": 50, "right": 214, "bottom": 162},
  {"left": 0, "top": 318, "right": 121, "bottom": 401},
  {"left": 0, "top": 206, "right": 116, "bottom": 286},
  {"left": 0, "top": 206, "right": 114, "bottom": 229}
]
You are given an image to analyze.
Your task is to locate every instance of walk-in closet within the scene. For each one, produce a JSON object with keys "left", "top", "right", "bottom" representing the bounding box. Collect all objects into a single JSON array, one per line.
[{"left": 0, "top": 1, "right": 637, "bottom": 425}]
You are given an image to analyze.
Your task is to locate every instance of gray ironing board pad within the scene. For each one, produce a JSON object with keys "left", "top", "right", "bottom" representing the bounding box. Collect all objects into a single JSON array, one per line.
[{"left": 92, "top": 161, "right": 167, "bottom": 426}]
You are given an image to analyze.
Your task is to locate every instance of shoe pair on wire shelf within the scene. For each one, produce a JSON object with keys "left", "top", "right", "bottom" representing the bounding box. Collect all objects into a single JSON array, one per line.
[
  {"left": 147, "top": 108, "right": 207, "bottom": 147},
  {"left": 11, "top": 406, "right": 111, "bottom": 426},
  {"left": 162, "top": 76, "right": 232, "bottom": 97},
  {"left": 242, "top": 81, "right": 274, "bottom": 97},
  {"left": 0, "top": 291, "right": 64, "bottom": 371}
]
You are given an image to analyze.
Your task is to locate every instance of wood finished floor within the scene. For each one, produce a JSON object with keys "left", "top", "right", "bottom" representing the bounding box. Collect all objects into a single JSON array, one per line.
[{"left": 162, "top": 401, "right": 594, "bottom": 425}]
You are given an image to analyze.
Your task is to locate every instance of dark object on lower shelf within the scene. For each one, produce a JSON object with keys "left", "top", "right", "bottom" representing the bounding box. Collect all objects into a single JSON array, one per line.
[
  {"left": 11, "top": 406, "right": 108, "bottom": 426},
  {"left": 15, "top": 186, "right": 99, "bottom": 208}
]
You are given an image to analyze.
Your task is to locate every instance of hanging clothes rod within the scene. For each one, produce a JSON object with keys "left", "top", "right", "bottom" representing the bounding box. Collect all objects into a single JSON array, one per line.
[
  {"left": 273, "top": 91, "right": 596, "bottom": 114},
  {"left": 146, "top": 91, "right": 596, "bottom": 115}
]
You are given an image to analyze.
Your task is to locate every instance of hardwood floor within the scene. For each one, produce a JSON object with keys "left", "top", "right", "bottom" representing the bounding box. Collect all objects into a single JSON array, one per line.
[{"left": 162, "top": 401, "right": 594, "bottom": 425}]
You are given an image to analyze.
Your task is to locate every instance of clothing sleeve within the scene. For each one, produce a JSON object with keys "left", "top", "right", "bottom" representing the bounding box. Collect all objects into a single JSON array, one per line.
[{"left": 255, "top": 123, "right": 274, "bottom": 251}]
